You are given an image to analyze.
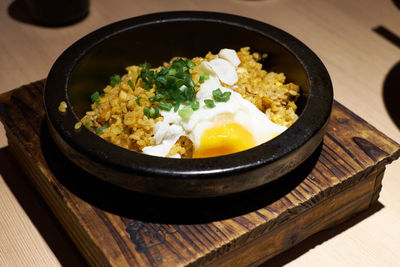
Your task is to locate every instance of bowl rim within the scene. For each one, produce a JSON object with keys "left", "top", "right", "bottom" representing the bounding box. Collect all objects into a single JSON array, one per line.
[{"left": 44, "top": 10, "right": 333, "bottom": 179}]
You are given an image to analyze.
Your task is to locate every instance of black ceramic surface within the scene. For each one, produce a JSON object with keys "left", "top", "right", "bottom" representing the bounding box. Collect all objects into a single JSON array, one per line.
[{"left": 44, "top": 11, "right": 333, "bottom": 198}]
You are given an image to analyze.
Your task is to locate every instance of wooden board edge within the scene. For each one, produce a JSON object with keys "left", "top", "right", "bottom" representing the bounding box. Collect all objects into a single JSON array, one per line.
[
  {"left": 203, "top": 166, "right": 382, "bottom": 267},
  {"left": 188, "top": 163, "right": 390, "bottom": 266},
  {"left": 333, "top": 101, "right": 400, "bottom": 150}
]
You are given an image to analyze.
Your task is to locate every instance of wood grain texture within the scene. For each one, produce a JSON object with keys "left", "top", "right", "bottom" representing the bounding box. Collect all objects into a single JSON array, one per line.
[
  {"left": 0, "top": 81, "right": 399, "bottom": 266},
  {"left": 0, "top": 176, "right": 61, "bottom": 267}
]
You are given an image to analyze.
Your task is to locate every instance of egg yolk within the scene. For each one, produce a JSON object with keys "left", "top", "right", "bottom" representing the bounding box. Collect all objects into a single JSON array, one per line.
[{"left": 192, "top": 122, "right": 257, "bottom": 158}]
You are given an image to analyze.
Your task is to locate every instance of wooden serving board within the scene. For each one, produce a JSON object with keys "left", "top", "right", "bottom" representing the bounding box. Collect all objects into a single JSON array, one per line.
[{"left": 0, "top": 80, "right": 399, "bottom": 266}]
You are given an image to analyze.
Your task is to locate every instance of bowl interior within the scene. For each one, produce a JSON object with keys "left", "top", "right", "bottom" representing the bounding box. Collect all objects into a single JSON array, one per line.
[
  {"left": 68, "top": 19, "right": 309, "bottom": 119},
  {"left": 44, "top": 12, "right": 333, "bottom": 197}
]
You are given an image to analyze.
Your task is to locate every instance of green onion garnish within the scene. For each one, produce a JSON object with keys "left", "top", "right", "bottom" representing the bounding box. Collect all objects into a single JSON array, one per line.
[
  {"left": 199, "top": 73, "right": 209, "bottom": 83},
  {"left": 95, "top": 124, "right": 109, "bottom": 134},
  {"left": 204, "top": 99, "right": 215, "bottom": 108},
  {"left": 143, "top": 107, "right": 159, "bottom": 118},
  {"left": 149, "top": 107, "right": 159, "bottom": 118},
  {"left": 212, "top": 88, "right": 231, "bottom": 102},
  {"left": 110, "top": 74, "right": 121, "bottom": 87},
  {"left": 136, "top": 62, "right": 154, "bottom": 90},
  {"left": 173, "top": 100, "right": 180, "bottom": 112},
  {"left": 155, "top": 93, "right": 165, "bottom": 101},
  {"left": 190, "top": 100, "right": 200, "bottom": 111},
  {"left": 178, "top": 105, "right": 194, "bottom": 121},
  {"left": 186, "top": 58, "right": 196, "bottom": 69},
  {"left": 143, "top": 106, "right": 150, "bottom": 117},
  {"left": 136, "top": 58, "right": 199, "bottom": 113},
  {"left": 168, "top": 68, "right": 177, "bottom": 76},
  {"left": 128, "top": 80, "right": 134, "bottom": 88},
  {"left": 135, "top": 97, "right": 141, "bottom": 106},
  {"left": 158, "top": 102, "right": 173, "bottom": 111},
  {"left": 90, "top": 91, "right": 100, "bottom": 103},
  {"left": 148, "top": 96, "right": 157, "bottom": 103}
]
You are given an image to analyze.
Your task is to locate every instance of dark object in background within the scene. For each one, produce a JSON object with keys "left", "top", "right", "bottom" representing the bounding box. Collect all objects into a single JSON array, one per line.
[
  {"left": 383, "top": 61, "right": 400, "bottom": 129},
  {"left": 23, "top": 0, "right": 89, "bottom": 26}
]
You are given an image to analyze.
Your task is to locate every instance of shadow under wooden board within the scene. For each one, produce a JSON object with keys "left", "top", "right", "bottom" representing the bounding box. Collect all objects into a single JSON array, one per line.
[{"left": 0, "top": 80, "right": 399, "bottom": 266}]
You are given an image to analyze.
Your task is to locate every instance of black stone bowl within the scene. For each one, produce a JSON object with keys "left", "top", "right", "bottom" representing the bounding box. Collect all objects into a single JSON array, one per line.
[{"left": 44, "top": 11, "right": 333, "bottom": 198}]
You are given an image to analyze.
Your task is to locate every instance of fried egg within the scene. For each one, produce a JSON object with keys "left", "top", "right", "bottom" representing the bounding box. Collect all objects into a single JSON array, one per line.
[{"left": 142, "top": 49, "right": 287, "bottom": 158}]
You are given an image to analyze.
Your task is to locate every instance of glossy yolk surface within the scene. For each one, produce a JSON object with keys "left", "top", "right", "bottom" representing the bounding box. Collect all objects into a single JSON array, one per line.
[{"left": 192, "top": 122, "right": 257, "bottom": 158}]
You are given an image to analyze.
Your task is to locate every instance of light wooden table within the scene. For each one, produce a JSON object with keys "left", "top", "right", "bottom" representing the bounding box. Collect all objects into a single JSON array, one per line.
[{"left": 1, "top": 0, "right": 399, "bottom": 266}]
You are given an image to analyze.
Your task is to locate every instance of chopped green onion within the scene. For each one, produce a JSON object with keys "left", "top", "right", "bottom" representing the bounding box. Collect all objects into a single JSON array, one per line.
[
  {"left": 128, "top": 80, "right": 134, "bottom": 88},
  {"left": 143, "top": 82, "right": 153, "bottom": 90},
  {"left": 168, "top": 68, "right": 177, "bottom": 75},
  {"left": 204, "top": 99, "right": 215, "bottom": 108},
  {"left": 155, "top": 93, "right": 165, "bottom": 101},
  {"left": 212, "top": 88, "right": 231, "bottom": 102},
  {"left": 135, "top": 57, "right": 200, "bottom": 112},
  {"left": 148, "top": 96, "right": 157, "bottom": 103},
  {"left": 143, "top": 106, "right": 150, "bottom": 117},
  {"left": 136, "top": 63, "right": 155, "bottom": 90},
  {"left": 159, "top": 67, "right": 169, "bottom": 76},
  {"left": 199, "top": 73, "right": 209, "bottom": 83},
  {"left": 135, "top": 97, "right": 142, "bottom": 106},
  {"left": 190, "top": 100, "right": 200, "bottom": 111},
  {"left": 179, "top": 85, "right": 188, "bottom": 92},
  {"left": 178, "top": 105, "right": 194, "bottom": 121},
  {"left": 173, "top": 100, "right": 180, "bottom": 112},
  {"left": 149, "top": 107, "right": 159, "bottom": 118},
  {"left": 186, "top": 59, "right": 196, "bottom": 69},
  {"left": 95, "top": 124, "right": 109, "bottom": 134},
  {"left": 155, "top": 75, "right": 168, "bottom": 86},
  {"left": 143, "top": 106, "right": 159, "bottom": 118},
  {"left": 110, "top": 75, "right": 121, "bottom": 87},
  {"left": 158, "top": 102, "right": 173, "bottom": 111},
  {"left": 90, "top": 91, "right": 100, "bottom": 103}
]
